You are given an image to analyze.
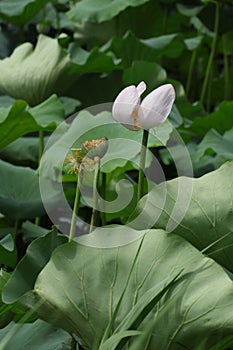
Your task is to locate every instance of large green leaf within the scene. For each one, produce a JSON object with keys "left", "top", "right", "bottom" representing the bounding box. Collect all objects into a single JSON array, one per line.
[
  {"left": 130, "top": 161, "right": 233, "bottom": 272},
  {"left": 0, "top": 95, "right": 64, "bottom": 149},
  {"left": 8, "top": 226, "right": 233, "bottom": 349},
  {"left": 176, "top": 3, "right": 204, "bottom": 17},
  {"left": 0, "top": 0, "right": 49, "bottom": 25},
  {"left": 0, "top": 160, "right": 59, "bottom": 220},
  {"left": 123, "top": 60, "right": 167, "bottom": 92},
  {"left": 3, "top": 229, "right": 67, "bottom": 304},
  {"left": 195, "top": 128, "right": 233, "bottom": 163},
  {"left": 22, "top": 221, "right": 49, "bottom": 242},
  {"left": 0, "top": 270, "right": 16, "bottom": 328},
  {"left": 0, "top": 234, "right": 17, "bottom": 268},
  {"left": 68, "top": 44, "right": 121, "bottom": 74},
  {"left": 103, "top": 32, "right": 189, "bottom": 67},
  {"left": 0, "top": 320, "right": 71, "bottom": 350},
  {"left": 189, "top": 101, "right": 233, "bottom": 137},
  {"left": 0, "top": 35, "right": 70, "bottom": 106},
  {"left": 67, "top": 0, "right": 150, "bottom": 24},
  {"left": 99, "top": 273, "right": 180, "bottom": 350},
  {"left": 141, "top": 33, "right": 186, "bottom": 58},
  {"left": 59, "top": 97, "right": 81, "bottom": 117},
  {"left": 0, "top": 137, "right": 39, "bottom": 166},
  {"left": 0, "top": 270, "right": 29, "bottom": 329}
]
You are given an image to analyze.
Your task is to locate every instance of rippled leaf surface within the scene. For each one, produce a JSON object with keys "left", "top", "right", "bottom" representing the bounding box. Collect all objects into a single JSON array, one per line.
[
  {"left": 7, "top": 226, "right": 233, "bottom": 349},
  {"left": 130, "top": 161, "right": 233, "bottom": 272},
  {"left": 0, "top": 35, "right": 70, "bottom": 105}
]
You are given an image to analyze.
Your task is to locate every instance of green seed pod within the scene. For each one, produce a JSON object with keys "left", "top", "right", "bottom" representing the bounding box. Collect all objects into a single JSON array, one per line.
[{"left": 82, "top": 137, "right": 108, "bottom": 159}]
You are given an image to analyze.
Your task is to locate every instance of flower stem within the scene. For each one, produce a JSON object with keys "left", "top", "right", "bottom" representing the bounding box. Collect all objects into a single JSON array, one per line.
[
  {"left": 186, "top": 49, "right": 198, "bottom": 98},
  {"left": 35, "top": 130, "right": 44, "bottom": 226},
  {"left": 13, "top": 220, "right": 19, "bottom": 240},
  {"left": 89, "top": 157, "right": 100, "bottom": 233},
  {"left": 100, "top": 171, "right": 106, "bottom": 226},
  {"left": 69, "top": 174, "right": 80, "bottom": 242},
  {"left": 206, "top": 67, "right": 213, "bottom": 113},
  {"left": 200, "top": 1, "right": 219, "bottom": 105},
  {"left": 137, "top": 129, "right": 149, "bottom": 202},
  {"left": 71, "top": 336, "right": 77, "bottom": 350},
  {"left": 186, "top": 25, "right": 203, "bottom": 98},
  {"left": 38, "top": 130, "right": 44, "bottom": 164}
]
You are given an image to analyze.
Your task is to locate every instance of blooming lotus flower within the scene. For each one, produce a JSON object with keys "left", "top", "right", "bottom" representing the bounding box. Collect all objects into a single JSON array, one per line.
[{"left": 112, "top": 82, "right": 175, "bottom": 130}]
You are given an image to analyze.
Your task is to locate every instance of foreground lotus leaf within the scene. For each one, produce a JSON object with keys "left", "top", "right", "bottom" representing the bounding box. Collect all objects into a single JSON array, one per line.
[
  {"left": 4, "top": 226, "right": 233, "bottom": 349},
  {"left": 130, "top": 161, "right": 233, "bottom": 272}
]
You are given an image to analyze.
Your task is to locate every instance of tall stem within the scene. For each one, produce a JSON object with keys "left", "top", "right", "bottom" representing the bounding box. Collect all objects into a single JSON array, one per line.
[
  {"left": 186, "top": 25, "right": 203, "bottom": 98},
  {"left": 35, "top": 130, "right": 45, "bottom": 226},
  {"left": 38, "top": 130, "right": 44, "bottom": 163},
  {"left": 69, "top": 174, "right": 80, "bottom": 242},
  {"left": 100, "top": 171, "right": 106, "bottom": 226},
  {"left": 89, "top": 158, "right": 100, "bottom": 233},
  {"left": 13, "top": 220, "right": 20, "bottom": 240},
  {"left": 161, "top": 5, "right": 168, "bottom": 35},
  {"left": 206, "top": 68, "right": 213, "bottom": 113},
  {"left": 200, "top": 1, "right": 219, "bottom": 105},
  {"left": 71, "top": 336, "right": 77, "bottom": 350},
  {"left": 137, "top": 129, "right": 149, "bottom": 202},
  {"left": 186, "top": 49, "right": 198, "bottom": 98}
]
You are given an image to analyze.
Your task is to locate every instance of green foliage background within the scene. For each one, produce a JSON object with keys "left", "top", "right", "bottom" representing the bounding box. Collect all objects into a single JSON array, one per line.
[{"left": 0, "top": 0, "right": 233, "bottom": 349}]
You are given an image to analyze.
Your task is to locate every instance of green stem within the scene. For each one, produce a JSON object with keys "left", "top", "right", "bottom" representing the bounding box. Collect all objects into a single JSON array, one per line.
[
  {"left": 35, "top": 130, "right": 45, "bottom": 226},
  {"left": 38, "top": 130, "right": 44, "bottom": 164},
  {"left": 186, "top": 25, "right": 203, "bottom": 98},
  {"left": 186, "top": 48, "right": 198, "bottom": 98},
  {"left": 161, "top": 5, "right": 168, "bottom": 35},
  {"left": 206, "top": 67, "right": 213, "bottom": 113},
  {"left": 223, "top": 34, "right": 231, "bottom": 100},
  {"left": 71, "top": 336, "right": 77, "bottom": 350},
  {"left": 137, "top": 129, "right": 149, "bottom": 202},
  {"left": 89, "top": 158, "right": 100, "bottom": 233},
  {"left": 100, "top": 171, "right": 106, "bottom": 226},
  {"left": 13, "top": 220, "right": 19, "bottom": 240},
  {"left": 35, "top": 217, "right": 40, "bottom": 226},
  {"left": 69, "top": 174, "right": 80, "bottom": 242},
  {"left": 200, "top": 1, "right": 219, "bottom": 105}
]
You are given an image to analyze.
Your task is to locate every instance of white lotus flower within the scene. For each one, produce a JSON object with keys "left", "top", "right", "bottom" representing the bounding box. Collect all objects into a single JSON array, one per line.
[{"left": 112, "top": 81, "right": 175, "bottom": 130}]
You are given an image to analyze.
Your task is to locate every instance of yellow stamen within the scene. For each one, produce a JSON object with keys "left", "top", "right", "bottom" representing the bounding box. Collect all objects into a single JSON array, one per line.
[{"left": 131, "top": 106, "right": 141, "bottom": 130}]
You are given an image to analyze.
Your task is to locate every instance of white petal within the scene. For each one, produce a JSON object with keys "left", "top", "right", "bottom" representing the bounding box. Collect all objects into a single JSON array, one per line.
[
  {"left": 138, "top": 84, "right": 175, "bottom": 129},
  {"left": 112, "top": 85, "right": 141, "bottom": 130},
  {"left": 136, "top": 81, "right": 146, "bottom": 96}
]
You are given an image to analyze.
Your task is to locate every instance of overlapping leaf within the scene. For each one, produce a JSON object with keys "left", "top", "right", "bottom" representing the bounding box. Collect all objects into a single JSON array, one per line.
[
  {"left": 0, "top": 160, "right": 60, "bottom": 220},
  {"left": 0, "top": 137, "right": 39, "bottom": 166},
  {"left": 195, "top": 128, "right": 233, "bottom": 163},
  {"left": 68, "top": 44, "right": 121, "bottom": 74},
  {"left": 67, "top": 0, "right": 150, "bottom": 24},
  {"left": 0, "top": 319, "right": 71, "bottom": 350},
  {"left": 0, "top": 95, "right": 64, "bottom": 149},
  {"left": 0, "top": 235, "right": 17, "bottom": 268},
  {"left": 3, "top": 229, "right": 67, "bottom": 304},
  {"left": 102, "top": 31, "right": 198, "bottom": 68},
  {"left": 3, "top": 227, "right": 233, "bottom": 349},
  {"left": 0, "top": 0, "right": 49, "bottom": 25},
  {"left": 0, "top": 35, "right": 70, "bottom": 105},
  {"left": 188, "top": 101, "right": 233, "bottom": 137},
  {"left": 130, "top": 161, "right": 233, "bottom": 272}
]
